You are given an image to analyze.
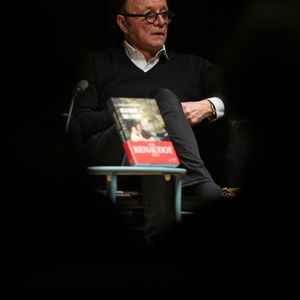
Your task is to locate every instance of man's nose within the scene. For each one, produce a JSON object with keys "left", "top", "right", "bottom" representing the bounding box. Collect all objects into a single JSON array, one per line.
[{"left": 155, "top": 14, "right": 167, "bottom": 26}]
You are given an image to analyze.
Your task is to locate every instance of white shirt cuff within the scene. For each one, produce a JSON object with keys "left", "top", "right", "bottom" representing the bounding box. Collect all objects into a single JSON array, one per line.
[{"left": 208, "top": 97, "right": 225, "bottom": 120}]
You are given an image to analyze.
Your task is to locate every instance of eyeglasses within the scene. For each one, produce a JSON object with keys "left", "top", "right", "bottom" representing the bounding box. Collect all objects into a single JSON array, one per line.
[{"left": 119, "top": 10, "right": 175, "bottom": 24}]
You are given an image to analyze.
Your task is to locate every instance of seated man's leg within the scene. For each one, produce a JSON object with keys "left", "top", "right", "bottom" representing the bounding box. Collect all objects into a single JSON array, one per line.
[
  {"left": 85, "top": 125, "right": 124, "bottom": 166},
  {"left": 85, "top": 125, "right": 177, "bottom": 241},
  {"left": 141, "top": 175, "right": 176, "bottom": 244},
  {"left": 149, "top": 88, "right": 222, "bottom": 205},
  {"left": 85, "top": 125, "right": 137, "bottom": 189}
]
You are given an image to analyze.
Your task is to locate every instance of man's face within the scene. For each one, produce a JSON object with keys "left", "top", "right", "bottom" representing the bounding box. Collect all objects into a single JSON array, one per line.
[{"left": 118, "top": 0, "right": 170, "bottom": 58}]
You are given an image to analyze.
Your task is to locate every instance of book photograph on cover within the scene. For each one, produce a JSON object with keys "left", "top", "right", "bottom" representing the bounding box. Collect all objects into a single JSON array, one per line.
[
  {"left": 108, "top": 97, "right": 180, "bottom": 167},
  {"left": 129, "top": 116, "right": 169, "bottom": 142}
]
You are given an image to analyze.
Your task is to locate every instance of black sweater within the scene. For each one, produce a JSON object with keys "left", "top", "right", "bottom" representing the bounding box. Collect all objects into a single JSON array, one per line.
[{"left": 73, "top": 47, "right": 223, "bottom": 142}]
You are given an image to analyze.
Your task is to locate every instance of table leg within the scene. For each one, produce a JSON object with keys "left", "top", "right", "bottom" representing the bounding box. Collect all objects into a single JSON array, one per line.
[
  {"left": 174, "top": 175, "right": 182, "bottom": 223},
  {"left": 106, "top": 173, "right": 118, "bottom": 205}
]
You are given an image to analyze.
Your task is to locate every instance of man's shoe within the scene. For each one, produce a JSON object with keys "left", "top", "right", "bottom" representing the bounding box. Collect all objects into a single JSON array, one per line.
[{"left": 220, "top": 187, "right": 241, "bottom": 199}]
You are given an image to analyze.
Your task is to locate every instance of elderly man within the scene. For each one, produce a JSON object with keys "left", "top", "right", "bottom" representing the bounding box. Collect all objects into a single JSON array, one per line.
[{"left": 73, "top": 0, "right": 237, "bottom": 242}]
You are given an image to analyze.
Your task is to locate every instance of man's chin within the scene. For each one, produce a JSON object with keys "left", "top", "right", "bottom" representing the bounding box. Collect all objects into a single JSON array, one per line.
[{"left": 150, "top": 40, "right": 166, "bottom": 49}]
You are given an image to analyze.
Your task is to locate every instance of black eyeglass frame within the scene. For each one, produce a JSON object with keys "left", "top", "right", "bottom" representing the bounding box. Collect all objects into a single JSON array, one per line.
[{"left": 119, "top": 10, "right": 175, "bottom": 24}]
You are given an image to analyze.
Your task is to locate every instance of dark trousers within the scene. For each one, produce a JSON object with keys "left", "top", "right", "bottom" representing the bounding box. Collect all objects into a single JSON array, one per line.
[{"left": 85, "top": 88, "right": 222, "bottom": 241}]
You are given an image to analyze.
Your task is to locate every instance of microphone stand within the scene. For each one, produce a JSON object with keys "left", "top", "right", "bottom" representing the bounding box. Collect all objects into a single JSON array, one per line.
[
  {"left": 64, "top": 91, "right": 77, "bottom": 134},
  {"left": 64, "top": 80, "right": 88, "bottom": 134}
]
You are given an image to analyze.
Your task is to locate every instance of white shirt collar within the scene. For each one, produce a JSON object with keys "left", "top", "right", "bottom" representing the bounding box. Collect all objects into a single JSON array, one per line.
[{"left": 123, "top": 40, "right": 169, "bottom": 63}]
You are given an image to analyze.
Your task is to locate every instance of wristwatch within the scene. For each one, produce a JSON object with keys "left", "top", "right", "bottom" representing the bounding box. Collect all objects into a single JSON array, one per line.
[{"left": 208, "top": 100, "right": 216, "bottom": 119}]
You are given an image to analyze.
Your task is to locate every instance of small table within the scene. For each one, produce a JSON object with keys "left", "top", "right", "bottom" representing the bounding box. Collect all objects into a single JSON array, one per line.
[{"left": 86, "top": 166, "right": 187, "bottom": 223}]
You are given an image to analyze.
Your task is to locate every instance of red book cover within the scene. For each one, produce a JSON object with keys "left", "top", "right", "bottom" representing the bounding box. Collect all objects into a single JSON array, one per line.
[
  {"left": 123, "top": 140, "right": 179, "bottom": 166},
  {"left": 108, "top": 97, "right": 180, "bottom": 167}
]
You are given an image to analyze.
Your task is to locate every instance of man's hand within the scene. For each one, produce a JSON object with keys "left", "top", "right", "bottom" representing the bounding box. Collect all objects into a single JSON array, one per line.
[{"left": 181, "top": 99, "right": 214, "bottom": 126}]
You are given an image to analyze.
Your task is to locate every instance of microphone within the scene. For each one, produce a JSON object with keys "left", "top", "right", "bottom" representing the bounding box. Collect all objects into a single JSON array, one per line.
[
  {"left": 72, "top": 79, "right": 89, "bottom": 98},
  {"left": 65, "top": 80, "right": 89, "bottom": 133}
]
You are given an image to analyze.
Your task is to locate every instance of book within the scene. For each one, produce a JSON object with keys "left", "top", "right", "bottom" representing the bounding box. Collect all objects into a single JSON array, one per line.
[{"left": 108, "top": 97, "right": 180, "bottom": 167}]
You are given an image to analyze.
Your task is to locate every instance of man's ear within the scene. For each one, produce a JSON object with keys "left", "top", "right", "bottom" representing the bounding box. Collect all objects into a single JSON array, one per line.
[{"left": 116, "top": 15, "right": 128, "bottom": 34}]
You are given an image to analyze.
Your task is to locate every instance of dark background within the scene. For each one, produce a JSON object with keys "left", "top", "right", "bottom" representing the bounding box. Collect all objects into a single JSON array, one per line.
[
  {"left": 3, "top": 0, "right": 250, "bottom": 114},
  {"left": 3, "top": 0, "right": 300, "bottom": 294}
]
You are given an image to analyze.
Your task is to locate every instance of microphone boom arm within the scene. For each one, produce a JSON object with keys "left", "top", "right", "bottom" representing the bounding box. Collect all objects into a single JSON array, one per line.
[{"left": 64, "top": 80, "right": 88, "bottom": 134}]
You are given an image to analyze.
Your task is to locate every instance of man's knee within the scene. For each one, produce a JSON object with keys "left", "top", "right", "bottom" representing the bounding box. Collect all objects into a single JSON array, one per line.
[{"left": 148, "top": 88, "right": 181, "bottom": 112}]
